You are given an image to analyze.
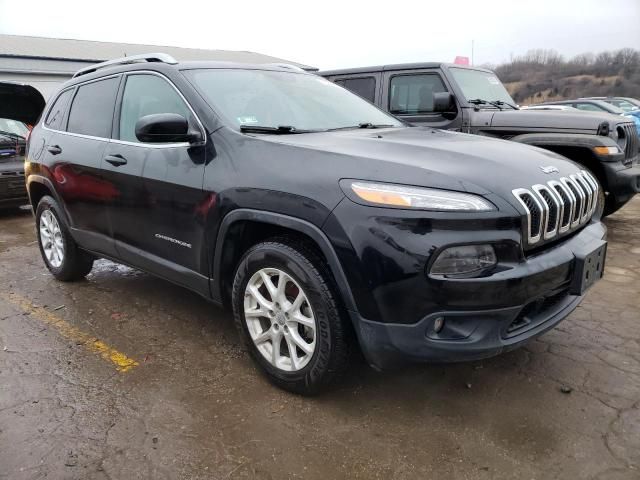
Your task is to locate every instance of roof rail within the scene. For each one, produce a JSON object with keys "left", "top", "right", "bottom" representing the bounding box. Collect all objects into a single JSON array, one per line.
[
  {"left": 73, "top": 53, "right": 178, "bottom": 78},
  {"left": 265, "top": 63, "right": 306, "bottom": 72}
]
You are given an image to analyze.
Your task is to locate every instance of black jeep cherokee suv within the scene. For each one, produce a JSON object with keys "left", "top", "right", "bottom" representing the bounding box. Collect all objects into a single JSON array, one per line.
[{"left": 23, "top": 54, "right": 606, "bottom": 394}]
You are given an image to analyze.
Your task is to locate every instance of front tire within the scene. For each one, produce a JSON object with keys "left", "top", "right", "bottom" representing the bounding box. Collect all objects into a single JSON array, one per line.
[
  {"left": 36, "top": 196, "right": 94, "bottom": 281},
  {"left": 231, "top": 239, "right": 351, "bottom": 395}
]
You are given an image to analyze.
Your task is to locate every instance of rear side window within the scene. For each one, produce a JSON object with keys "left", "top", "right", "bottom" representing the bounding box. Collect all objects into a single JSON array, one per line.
[
  {"left": 67, "top": 77, "right": 119, "bottom": 138},
  {"left": 118, "top": 74, "right": 191, "bottom": 143},
  {"left": 338, "top": 77, "right": 376, "bottom": 102},
  {"left": 44, "top": 89, "right": 73, "bottom": 130},
  {"left": 389, "top": 74, "right": 447, "bottom": 115},
  {"left": 574, "top": 103, "right": 604, "bottom": 112}
]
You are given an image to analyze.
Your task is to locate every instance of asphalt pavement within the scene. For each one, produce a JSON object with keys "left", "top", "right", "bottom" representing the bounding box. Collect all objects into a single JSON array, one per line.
[{"left": 1, "top": 200, "right": 639, "bottom": 480}]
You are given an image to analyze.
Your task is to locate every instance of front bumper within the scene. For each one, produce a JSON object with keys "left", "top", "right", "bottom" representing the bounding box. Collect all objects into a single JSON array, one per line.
[
  {"left": 0, "top": 168, "right": 28, "bottom": 208},
  {"left": 345, "top": 220, "right": 607, "bottom": 370},
  {"left": 602, "top": 156, "right": 640, "bottom": 207}
]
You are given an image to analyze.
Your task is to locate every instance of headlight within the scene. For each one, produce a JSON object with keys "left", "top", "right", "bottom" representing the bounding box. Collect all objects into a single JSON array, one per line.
[
  {"left": 347, "top": 181, "right": 495, "bottom": 211},
  {"left": 430, "top": 244, "right": 497, "bottom": 277}
]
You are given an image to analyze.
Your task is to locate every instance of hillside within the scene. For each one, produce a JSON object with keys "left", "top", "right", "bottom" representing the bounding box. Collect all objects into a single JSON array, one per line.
[{"left": 489, "top": 49, "right": 640, "bottom": 106}]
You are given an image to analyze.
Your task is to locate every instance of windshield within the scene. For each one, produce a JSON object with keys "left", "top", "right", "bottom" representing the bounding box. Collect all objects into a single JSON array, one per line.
[
  {"left": 184, "top": 69, "right": 402, "bottom": 131},
  {"left": 449, "top": 68, "right": 516, "bottom": 106},
  {"left": 607, "top": 99, "right": 637, "bottom": 112},
  {"left": 0, "top": 118, "right": 28, "bottom": 139}
]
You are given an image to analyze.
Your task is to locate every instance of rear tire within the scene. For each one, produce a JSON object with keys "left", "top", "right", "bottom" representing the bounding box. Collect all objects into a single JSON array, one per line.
[
  {"left": 231, "top": 238, "right": 351, "bottom": 395},
  {"left": 35, "top": 196, "right": 94, "bottom": 281}
]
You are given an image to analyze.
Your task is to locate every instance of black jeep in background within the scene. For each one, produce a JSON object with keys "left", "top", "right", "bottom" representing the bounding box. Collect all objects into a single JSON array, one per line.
[{"left": 320, "top": 63, "right": 640, "bottom": 215}]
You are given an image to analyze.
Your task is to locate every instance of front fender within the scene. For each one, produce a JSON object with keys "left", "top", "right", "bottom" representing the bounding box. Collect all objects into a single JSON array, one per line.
[
  {"left": 211, "top": 209, "right": 359, "bottom": 314},
  {"left": 510, "top": 132, "right": 624, "bottom": 163}
]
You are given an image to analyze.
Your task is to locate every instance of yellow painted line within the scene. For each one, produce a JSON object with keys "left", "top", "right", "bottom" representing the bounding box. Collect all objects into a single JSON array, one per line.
[{"left": 1, "top": 292, "right": 139, "bottom": 372}]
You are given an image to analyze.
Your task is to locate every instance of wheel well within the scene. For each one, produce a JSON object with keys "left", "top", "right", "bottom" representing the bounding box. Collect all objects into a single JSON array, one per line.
[
  {"left": 28, "top": 181, "right": 53, "bottom": 209},
  {"left": 217, "top": 220, "right": 331, "bottom": 307},
  {"left": 536, "top": 145, "right": 607, "bottom": 192}
]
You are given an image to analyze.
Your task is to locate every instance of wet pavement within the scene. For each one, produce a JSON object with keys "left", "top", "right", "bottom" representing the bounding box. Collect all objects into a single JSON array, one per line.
[{"left": 0, "top": 200, "right": 639, "bottom": 480}]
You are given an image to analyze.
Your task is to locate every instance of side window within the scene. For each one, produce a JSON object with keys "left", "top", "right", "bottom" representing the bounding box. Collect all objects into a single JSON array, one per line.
[
  {"left": 342, "top": 77, "right": 376, "bottom": 103},
  {"left": 389, "top": 74, "right": 447, "bottom": 115},
  {"left": 67, "top": 77, "right": 119, "bottom": 138},
  {"left": 574, "top": 103, "right": 603, "bottom": 112},
  {"left": 118, "top": 74, "right": 191, "bottom": 143},
  {"left": 44, "top": 89, "right": 73, "bottom": 130}
]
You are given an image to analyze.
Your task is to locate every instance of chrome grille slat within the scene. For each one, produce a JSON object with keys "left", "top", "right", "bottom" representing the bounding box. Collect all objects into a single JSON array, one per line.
[
  {"left": 572, "top": 173, "right": 594, "bottom": 223},
  {"left": 532, "top": 184, "right": 559, "bottom": 239},
  {"left": 548, "top": 180, "right": 572, "bottom": 233},
  {"left": 564, "top": 177, "right": 585, "bottom": 228},
  {"left": 513, "top": 171, "right": 599, "bottom": 246}
]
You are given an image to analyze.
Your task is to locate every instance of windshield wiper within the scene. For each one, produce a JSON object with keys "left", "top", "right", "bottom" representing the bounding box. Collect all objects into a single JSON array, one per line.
[
  {"left": 468, "top": 99, "right": 518, "bottom": 110},
  {"left": 468, "top": 98, "right": 503, "bottom": 110},
  {"left": 239, "top": 125, "right": 318, "bottom": 134},
  {"left": 492, "top": 100, "right": 519, "bottom": 110},
  {"left": 328, "top": 123, "right": 396, "bottom": 131}
]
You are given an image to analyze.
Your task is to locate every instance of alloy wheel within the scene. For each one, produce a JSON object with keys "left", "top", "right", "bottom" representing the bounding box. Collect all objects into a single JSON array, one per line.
[
  {"left": 39, "top": 209, "right": 64, "bottom": 268},
  {"left": 243, "top": 268, "right": 317, "bottom": 371}
]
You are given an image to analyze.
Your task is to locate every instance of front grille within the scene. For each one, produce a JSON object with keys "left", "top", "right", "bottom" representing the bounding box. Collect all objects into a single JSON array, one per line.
[
  {"left": 513, "top": 170, "right": 599, "bottom": 246},
  {"left": 620, "top": 123, "right": 639, "bottom": 166}
]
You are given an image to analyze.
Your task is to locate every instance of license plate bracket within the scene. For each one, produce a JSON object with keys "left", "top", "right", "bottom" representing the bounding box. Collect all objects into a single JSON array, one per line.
[{"left": 569, "top": 241, "right": 607, "bottom": 296}]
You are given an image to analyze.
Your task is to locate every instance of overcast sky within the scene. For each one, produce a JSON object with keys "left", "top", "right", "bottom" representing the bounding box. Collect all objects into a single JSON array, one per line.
[{"left": 0, "top": 0, "right": 638, "bottom": 70}]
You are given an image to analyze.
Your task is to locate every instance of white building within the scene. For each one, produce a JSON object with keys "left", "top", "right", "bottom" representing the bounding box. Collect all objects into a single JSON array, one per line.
[{"left": 0, "top": 34, "right": 316, "bottom": 99}]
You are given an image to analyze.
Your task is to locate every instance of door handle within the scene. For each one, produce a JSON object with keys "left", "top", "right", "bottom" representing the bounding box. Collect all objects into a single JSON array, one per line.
[
  {"left": 47, "top": 145, "right": 62, "bottom": 155},
  {"left": 104, "top": 154, "right": 128, "bottom": 167}
]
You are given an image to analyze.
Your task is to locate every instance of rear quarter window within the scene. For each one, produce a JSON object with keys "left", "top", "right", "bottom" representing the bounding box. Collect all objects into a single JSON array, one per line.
[{"left": 44, "top": 89, "right": 73, "bottom": 130}]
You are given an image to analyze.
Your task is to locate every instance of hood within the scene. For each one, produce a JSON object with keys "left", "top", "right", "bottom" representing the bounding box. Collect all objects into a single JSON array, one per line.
[
  {"left": 489, "top": 109, "right": 626, "bottom": 131},
  {"left": 257, "top": 126, "right": 582, "bottom": 200},
  {"left": 0, "top": 82, "right": 46, "bottom": 125}
]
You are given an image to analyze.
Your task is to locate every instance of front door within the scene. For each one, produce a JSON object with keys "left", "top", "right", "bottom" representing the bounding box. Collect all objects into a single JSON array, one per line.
[
  {"left": 382, "top": 70, "right": 463, "bottom": 130},
  {"left": 102, "top": 72, "right": 209, "bottom": 294}
]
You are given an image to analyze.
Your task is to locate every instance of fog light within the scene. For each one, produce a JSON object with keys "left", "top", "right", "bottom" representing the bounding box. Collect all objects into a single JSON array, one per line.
[
  {"left": 433, "top": 316, "right": 445, "bottom": 333},
  {"left": 430, "top": 244, "right": 497, "bottom": 277}
]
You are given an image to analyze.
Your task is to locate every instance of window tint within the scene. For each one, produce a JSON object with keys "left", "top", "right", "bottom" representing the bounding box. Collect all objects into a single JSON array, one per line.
[
  {"left": 44, "top": 89, "right": 73, "bottom": 130},
  {"left": 574, "top": 103, "right": 604, "bottom": 112},
  {"left": 341, "top": 77, "right": 376, "bottom": 102},
  {"left": 67, "top": 78, "right": 119, "bottom": 138},
  {"left": 389, "top": 74, "right": 447, "bottom": 114},
  {"left": 119, "top": 74, "right": 191, "bottom": 143}
]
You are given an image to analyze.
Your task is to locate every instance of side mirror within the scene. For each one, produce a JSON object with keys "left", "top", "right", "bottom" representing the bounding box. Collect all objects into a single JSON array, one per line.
[
  {"left": 135, "top": 113, "right": 201, "bottom": 144},
  {"left": 433, "top": 92, "right": 457, "bottom": 115}
]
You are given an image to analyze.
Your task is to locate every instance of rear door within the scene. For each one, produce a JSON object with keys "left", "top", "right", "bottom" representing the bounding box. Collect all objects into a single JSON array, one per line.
[
  {"left": 333, "top": 74, "right": 381, "bottom": 104},
  {"left": 381, "top": 69, "right": 462, "bottom": 130},
  {"left": 102, "top": 72, "right": 209, "bottom": 294},
  {"left": 42, "top": 76, "right": 120, "bottom": 256}
]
